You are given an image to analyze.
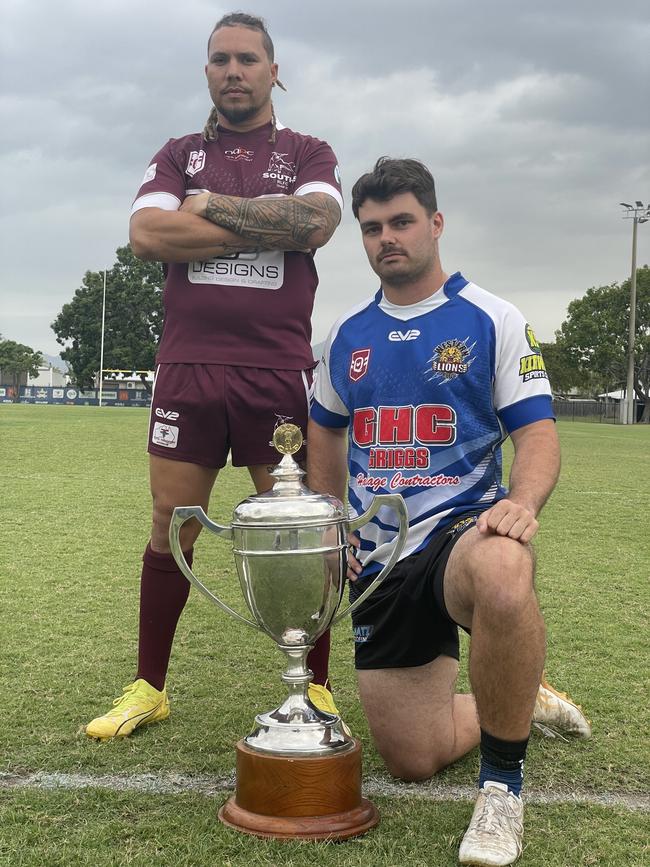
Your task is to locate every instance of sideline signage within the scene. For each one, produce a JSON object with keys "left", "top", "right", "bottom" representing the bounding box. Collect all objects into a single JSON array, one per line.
[{"left": 1, "top": 385, "right": 151, "bottom": 407}]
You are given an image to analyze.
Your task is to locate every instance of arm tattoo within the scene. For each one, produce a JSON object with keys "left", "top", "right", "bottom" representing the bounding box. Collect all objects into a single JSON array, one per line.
[{"left": 204, "top": 192, "right": 340, "bottom": 249}]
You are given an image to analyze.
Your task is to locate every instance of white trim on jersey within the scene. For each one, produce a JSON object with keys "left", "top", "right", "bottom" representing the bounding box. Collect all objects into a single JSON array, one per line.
[
  {"left": 313, "top": 295, "right": 376, "bottom": 420},
  {"left": 458, "top": 282, "right": 544, "bottom": 414},
  {"left": 378, "top": 288, "right": 449, "bottom": 320},
  {"left": 131, "top": 191, "right": 182, "bottom": 215},
  {"left": 294, "top": 181, "right": 343, "bottom": 211},
  {"left": 145, "top": 364, "right": 161, "bottom": 452},
  {"left": 301, "top": 368, "right": 313, "bottom": 412}
]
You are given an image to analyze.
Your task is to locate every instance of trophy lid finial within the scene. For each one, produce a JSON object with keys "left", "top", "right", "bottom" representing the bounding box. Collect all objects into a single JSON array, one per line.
[{"left": 272, "top": 423, "right": 303, "bottom": 456}]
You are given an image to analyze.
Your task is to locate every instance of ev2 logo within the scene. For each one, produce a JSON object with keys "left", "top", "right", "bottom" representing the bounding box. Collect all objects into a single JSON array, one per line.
[
  {"left": 155, "top": 408, "right": 179, "bottom": 421},
  {"left": 388, "top": 329, "right": 420, "bottom": 342}
]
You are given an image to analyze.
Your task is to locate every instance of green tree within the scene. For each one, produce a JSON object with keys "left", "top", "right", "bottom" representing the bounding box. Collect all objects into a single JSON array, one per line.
[
  {"left": 539, "top": 340, "right": 581, "bottom": 395},
  {"left": 0, "top": 340, "right": 43, "bottom": 401},
  {"left": 52, "top": 245, "right": 164, "bottom": 391},
  {"left": 556, "top": 266, "right": 650, "bottom": 421}
]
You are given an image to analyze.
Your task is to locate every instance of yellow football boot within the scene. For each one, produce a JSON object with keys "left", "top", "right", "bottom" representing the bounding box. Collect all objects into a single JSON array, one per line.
[{"left": 85, "top": 679, "right": 170, "bottom": 740}]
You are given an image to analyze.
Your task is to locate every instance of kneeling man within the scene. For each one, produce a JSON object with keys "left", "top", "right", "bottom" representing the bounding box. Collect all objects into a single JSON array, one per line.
[{"left": 308, "top": 158, "right": 589, "bottom": 866}]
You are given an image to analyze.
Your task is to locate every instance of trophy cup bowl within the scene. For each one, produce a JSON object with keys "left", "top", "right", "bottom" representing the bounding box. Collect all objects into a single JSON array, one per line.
[{"left": 169, "top": 424, "right": 408, "bottom": 839}]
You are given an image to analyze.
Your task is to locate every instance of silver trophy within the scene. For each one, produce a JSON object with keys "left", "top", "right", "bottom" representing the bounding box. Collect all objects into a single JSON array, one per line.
[{"left": 169, "top": 424, "right": 408, "bottom": 759}]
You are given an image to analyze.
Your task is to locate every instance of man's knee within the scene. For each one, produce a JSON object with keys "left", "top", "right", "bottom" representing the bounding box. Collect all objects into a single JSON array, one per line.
[
  {"left": 384, "top": 751, "right": 450, "bottom": 782},
  {"left": 470, "top": 538, "right": 537, "bottom": 617}
]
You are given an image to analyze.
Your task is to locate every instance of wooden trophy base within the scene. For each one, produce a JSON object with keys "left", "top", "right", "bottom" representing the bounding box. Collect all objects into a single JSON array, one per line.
[{"left": 218, "top": 738, "right": 379, "bottom": 840}]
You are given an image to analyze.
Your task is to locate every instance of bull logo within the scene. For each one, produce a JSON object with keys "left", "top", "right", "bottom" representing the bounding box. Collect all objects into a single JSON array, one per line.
[
  {"left": 268, "top": 152, "right": 296, "bottom": 175},
  {"left": 263, "top": 152, "right": 297, "bottom": 189}
]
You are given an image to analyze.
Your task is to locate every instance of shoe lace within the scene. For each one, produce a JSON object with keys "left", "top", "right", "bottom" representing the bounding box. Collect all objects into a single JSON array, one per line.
[
  {"left": 474, "top": 789, "right": 522, "bottom": 836},
  {"left": 532, "top": 721, "right": 570, "bottom": 742},
  {"left": 111, "top": 683, "right": 140, "bottom": 711}
]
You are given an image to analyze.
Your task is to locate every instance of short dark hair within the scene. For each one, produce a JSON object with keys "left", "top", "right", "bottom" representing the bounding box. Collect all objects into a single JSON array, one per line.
[
  {"left": 351, "top": 157, "right": 438, "bottom": 219},
  {"left": 208, "top": 12, "right": 275, "bottom": 61}
]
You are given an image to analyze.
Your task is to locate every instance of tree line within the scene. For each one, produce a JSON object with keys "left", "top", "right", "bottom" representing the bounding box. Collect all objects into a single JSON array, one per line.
[
  {"left": 541, "top": 265, "right": 649, "bottom": 421},
  {"left": 3, "top": 248, "right": 649, "bottom": 421}
]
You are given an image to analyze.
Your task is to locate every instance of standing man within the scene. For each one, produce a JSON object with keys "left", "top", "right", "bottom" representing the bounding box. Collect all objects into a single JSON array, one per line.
[
  {"left": 308, "top": 158, "right": 589, "bottom": 865},
  {"left": 85, "top": 13, "right": 342, "bottom": 740}
]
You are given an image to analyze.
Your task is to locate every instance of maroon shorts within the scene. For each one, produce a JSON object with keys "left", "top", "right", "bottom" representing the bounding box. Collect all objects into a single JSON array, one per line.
[{"left": 148, "top": 363, "right": 314, "bottom": 469}]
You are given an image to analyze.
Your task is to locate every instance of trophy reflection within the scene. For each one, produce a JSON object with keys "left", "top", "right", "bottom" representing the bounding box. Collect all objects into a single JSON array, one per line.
[{"left": 169, "top": 424, "right": 408, "bottom": 839}]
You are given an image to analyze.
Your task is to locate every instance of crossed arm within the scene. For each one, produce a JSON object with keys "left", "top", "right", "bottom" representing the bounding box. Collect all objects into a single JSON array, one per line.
[{"left": 129, "top": 191, "right": 341, "bottom": 263}]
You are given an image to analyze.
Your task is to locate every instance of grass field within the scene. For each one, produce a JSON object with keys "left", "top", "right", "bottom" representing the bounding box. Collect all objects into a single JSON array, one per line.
[{"left": 1, "top": 405, "right": 648, "bottom": 866}]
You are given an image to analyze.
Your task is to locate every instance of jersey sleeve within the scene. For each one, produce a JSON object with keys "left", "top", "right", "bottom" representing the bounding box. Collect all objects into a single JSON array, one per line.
[
  {"left": 311, "top": 329, "right": 349, "bottom": 428},
  {"left": 494, "top": 307, "right": 554, "bottom": 433},
  {"left": 131, "top": 140, "right": 185, "bottom": 215},
  {"left": 294, "top": 139, "right": 343, "bottom": 212}
]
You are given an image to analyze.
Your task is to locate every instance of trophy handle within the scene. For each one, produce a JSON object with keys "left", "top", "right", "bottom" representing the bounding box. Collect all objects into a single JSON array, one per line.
[
  {"left": 331, "top": 493, "right": 409, "bottom": 626},
  {"left": 169, "top": 505, "right": 262, "bottom": 632}
]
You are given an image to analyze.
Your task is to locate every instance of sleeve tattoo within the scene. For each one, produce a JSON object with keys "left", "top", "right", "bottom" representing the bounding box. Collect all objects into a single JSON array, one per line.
[{"left": 204, "top": 193, "right": 340, "bottom": 249}]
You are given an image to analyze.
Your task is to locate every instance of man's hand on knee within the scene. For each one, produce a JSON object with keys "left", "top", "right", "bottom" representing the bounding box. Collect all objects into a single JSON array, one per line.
[{"left": 476, "top": 499, "right": 539, "bottom": 544}]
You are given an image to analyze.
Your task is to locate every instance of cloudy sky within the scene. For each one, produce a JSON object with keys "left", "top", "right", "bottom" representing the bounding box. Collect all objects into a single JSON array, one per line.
[{"left": 1, "top": 0, "right": 648, "bottom": 359}]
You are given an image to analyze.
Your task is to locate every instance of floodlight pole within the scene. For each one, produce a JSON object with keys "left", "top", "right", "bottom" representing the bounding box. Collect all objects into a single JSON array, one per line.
[
  {"left": 625, "top": 218, "right": 638, "bottom": 425},
  {"left": 620, "top": 203, "right": 649, "bottom": 424},
  {"left": 99, "top": 268, "right": 107, "bottom": 408}
]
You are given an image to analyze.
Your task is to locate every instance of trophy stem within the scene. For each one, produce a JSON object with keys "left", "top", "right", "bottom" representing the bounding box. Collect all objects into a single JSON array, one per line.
[
  {"left": 273, "top": 644, "right": 317, "bottom": 726},
  {"left": 244, "top": 640, "right": 353, "bottom": 754},
  {"left": 279, "top": 644, "right": 313, "bottom": 692}
]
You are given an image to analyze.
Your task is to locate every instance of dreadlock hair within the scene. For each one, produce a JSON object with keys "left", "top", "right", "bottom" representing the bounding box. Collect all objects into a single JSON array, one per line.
[
  {"left": 351, "top": 157, "right": 438, "bottom": 219},
  {"left": 203, "top": 12, "right": 286, "bottom": 144}
]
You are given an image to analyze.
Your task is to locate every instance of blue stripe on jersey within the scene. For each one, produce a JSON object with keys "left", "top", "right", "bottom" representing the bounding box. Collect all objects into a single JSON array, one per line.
[{"left": 439, "top": 272, "right": 469, "bottom": 297}]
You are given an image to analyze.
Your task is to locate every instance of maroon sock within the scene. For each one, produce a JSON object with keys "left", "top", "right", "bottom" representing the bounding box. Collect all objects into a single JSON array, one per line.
[
  {"left": 136, "top": 543, "right": 193, "bottom": 692},
  {"left": 307, "top": 630, "right": 331, "bottom": 689}
]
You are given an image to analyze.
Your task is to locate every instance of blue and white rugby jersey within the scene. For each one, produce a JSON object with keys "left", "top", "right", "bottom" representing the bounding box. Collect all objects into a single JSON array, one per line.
[{"left": 311, "top": 272, "right": 554, "bottom": 576}]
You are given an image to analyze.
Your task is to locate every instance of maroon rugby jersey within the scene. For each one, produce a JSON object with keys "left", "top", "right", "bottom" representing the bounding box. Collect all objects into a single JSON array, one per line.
[{"left": 131, "top": 122, "right": 342, "bottom": 369}]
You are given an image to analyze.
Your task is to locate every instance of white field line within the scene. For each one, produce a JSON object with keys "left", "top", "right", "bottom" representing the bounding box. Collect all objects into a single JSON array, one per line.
[{"left": 1, "top": 770, "right": 648, "bottom": 812}]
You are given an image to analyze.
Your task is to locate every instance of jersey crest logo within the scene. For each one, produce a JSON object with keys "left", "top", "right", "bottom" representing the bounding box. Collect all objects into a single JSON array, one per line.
[
  {"left": 262, "top": 152, "right": 297, "bottom": 189},
  {"left": 186, "top": 150, "right": 206, "bottom": 176},
  {"left": 349, "top": 348, "right": 371, "bottom": 382},
  {"left": 426, "top": 337, "right": 476, "bottom": 384},
  {"left": 225, "top": 147, "right": 254, "bottom": 162}
]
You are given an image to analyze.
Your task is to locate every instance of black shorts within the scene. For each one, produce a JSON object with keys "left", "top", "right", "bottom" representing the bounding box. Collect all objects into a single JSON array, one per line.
[{"left": 350, "top": 515, "right": 479, "bottom": 669}]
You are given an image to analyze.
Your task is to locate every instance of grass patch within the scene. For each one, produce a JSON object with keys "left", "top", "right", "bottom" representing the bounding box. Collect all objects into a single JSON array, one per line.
[
  {"left": 1, "top": 789, "right": 648, "bottom": 867},
  {"left": 1, "top": 406, "right": 648, "bottom": 863}
]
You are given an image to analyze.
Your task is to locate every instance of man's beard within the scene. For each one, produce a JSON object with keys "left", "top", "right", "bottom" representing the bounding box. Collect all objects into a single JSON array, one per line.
[
  {"left": 376, "top": 255, "right": 433, "bottom": 287},
  {"left": 217, "top": 97, "right": 265, "bottom": 125}
]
